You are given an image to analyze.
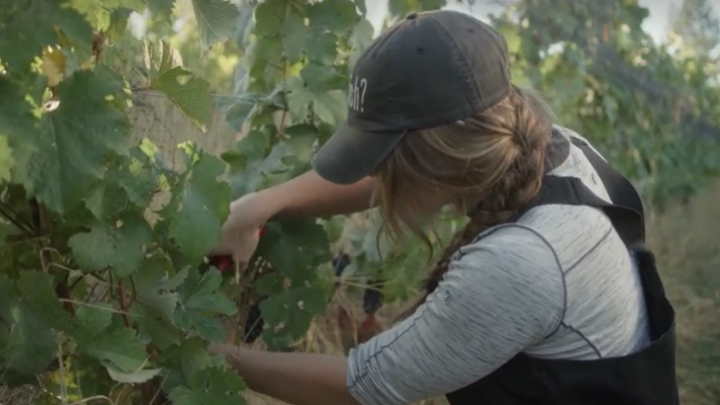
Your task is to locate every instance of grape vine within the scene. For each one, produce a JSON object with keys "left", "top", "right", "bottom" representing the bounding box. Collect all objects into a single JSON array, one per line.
[{"left": 0, "top": 0, "right": 719, "bottom": 404}]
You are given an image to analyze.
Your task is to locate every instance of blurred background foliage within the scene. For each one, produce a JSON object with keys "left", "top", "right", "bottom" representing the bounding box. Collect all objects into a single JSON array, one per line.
[
  {"left": 9, "top": 0, "right": 716, "bottom": 403},
  {"left": 117, "top": 0, "right": 720, "bottom": 210}
]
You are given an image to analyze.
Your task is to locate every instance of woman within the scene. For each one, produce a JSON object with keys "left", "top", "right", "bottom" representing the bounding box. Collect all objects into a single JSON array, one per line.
[{"left": 210, "top": 9, "right": 678, "bottom": 405}]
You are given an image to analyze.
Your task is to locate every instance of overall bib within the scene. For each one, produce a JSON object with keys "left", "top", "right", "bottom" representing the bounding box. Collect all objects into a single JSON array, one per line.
[{"left": 446, "top": 137, "right": 679, "bottom": 405}]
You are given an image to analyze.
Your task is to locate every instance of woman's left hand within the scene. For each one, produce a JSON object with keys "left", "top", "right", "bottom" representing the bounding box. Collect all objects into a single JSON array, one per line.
[{"left": 209, "top": 343, "right": 362, "bottom": 405}]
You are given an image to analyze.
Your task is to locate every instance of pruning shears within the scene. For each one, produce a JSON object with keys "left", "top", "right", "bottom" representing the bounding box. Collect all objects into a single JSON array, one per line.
[{"left": 207, "top": 226, "right": 266, "bottom": 273}]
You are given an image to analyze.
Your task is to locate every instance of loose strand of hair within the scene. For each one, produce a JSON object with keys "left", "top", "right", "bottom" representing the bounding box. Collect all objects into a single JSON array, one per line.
[{"left": 395, "top": 86, "right": 553, "bottom": 321}]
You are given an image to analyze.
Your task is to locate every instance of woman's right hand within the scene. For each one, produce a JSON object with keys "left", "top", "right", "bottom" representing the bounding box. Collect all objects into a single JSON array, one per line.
[
  {"left": 211, "top": 192, "right": 277, "bottom": 266},
  {"left": 210, "top": 171, "right": 375, "bottom": 265}
]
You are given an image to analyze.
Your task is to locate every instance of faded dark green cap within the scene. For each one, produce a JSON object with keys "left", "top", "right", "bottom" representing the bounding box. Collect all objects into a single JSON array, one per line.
[{"left": 312, "top": 9, "right": 512, "bottom": 185}]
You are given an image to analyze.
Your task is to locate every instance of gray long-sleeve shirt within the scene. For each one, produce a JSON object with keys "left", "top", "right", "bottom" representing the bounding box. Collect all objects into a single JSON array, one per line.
[{"left": 346, "top": 126, "right": 650, "bottom": 405}]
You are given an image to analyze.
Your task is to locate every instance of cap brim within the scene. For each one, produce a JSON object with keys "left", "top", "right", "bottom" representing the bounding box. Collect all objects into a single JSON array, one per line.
[{"left": 312, "top": 120, "right": 407, "bottom": 185}]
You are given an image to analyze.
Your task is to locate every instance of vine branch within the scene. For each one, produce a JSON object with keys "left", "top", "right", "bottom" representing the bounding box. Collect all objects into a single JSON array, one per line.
[{"left": 118, "top": 280, "right": 131, "bottom": 327}]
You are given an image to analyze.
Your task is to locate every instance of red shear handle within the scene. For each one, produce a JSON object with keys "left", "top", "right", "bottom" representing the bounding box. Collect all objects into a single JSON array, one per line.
[{"left": 208, "top": 227, "right": 266, "bottom": 273}]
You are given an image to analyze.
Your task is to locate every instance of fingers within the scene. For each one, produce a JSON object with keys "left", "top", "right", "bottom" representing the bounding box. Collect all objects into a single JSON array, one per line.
[{"left": 232, "top": 230, "right": 260, "bottom": 265}]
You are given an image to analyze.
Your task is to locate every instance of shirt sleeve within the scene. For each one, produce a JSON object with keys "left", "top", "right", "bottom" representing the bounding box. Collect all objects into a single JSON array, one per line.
[{"left": 346, "top": 225, "right": 566, "bottom": 405}]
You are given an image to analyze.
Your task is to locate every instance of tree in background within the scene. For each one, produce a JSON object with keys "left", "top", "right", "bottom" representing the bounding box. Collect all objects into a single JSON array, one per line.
[{"left": 668, "top": 0, "right": 720, "bottom": 60}]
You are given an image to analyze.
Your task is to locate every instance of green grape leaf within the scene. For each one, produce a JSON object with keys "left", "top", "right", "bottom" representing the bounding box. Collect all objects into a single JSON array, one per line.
[
  {"left": 253, "top": 0, "right": 289, "bottom": 37},
  {"left": 84, "top": 181, "right": 129, "bottom": 220},
  {"left": 230, "top": 127, "right": 271, "bottom": 158},
  {"left": 168, "top": 367, "right": 246, "bottom": 405},
  {"left": 281, "top": 13, "right": 308, "bottom": 64},
  {"left": 354, "top": 0, "right": 367, "bottom": 16},
  {"left": 283, "top": 124, "right": 320, "bottom": 171},
  {"left": 84, "top": 151, "right": 157, "bottom": 220},
  {"left": 349, "top": 18, "right": 375, "bottom": 68},
  {"left": 106, "top": 7, "right": 134, "bottom": 40},
  {"left": 388, "top": 0, "right": 446, "bottom": 17},
  {"left": 304, "top": 29, "right": 338, "bottom": 64},
  {"left": 306, "top": 0, "right": 359, "bottom": 35},
  {"left": 107, "top": 366, "right": 163, "bottom": 384},
  {"left": 0, "top": 220, "right": 22, "bottom": 245},
  {"left": 151, "top": 66, "right": 214, "bottom": 131},
  {"left": 121, "top": 150, "right": 162, "bottom": 206},
  {"left": 222, "top": 128, "right": 294, "bottom": 197},
  {"left": 284, "top": 77, "right": 313, "bottom": 122},
  {"left": 225, "top": 103, "right": 255, "bottom": 131},
  {"left": 133, "top": 288, "right": 182, "bottom": 349},
  {"left": 76, "top": 326, "right": 149, "bottom": 374},
  {"left": 68, "top": 211, "right": 152, "bottom": 278},
  {"left": 0, "top": 301, "right": 57, "bottom": 375},
  {"left": 0, "top": 77, "right": 36, "bottom": 142},
  {"left": 261, "top": 220, "right": 330, "bottom": 274},
  {"left": 166, "top": 266, "right": 192, "bottom": 292},
  {"left": 147, "top": 0, "right": 176, "bottom": 21},
  {"left": 225, "top": 93, "right": 263, "bottom": 131},
  {"left": 68, "top": 0, "right": 144, "bottom": 33},
  {"left": 132, "top": 253, "right": 176, "bottom": 295},
  {"left": 285, "top": 76, "right": 347, "bottom": 126},
  {"left": 300, "top": 63, "right": 346, "bottom": 94},
  {"left": 0, "top": 0, "right": 93, "bottom": 71},
  {"left": 159, "top": 336, "right": 216, "bottom": 387},
  {"left": 174, "top": 267, "right": 237, "bottom": 342},
  {"left": 246, "top": 36, "right": 284, "bottom": 85},
  {"left": 258, "top": 277, "right": 328, "bottom": 348},
  {"left": 164, "top": 147, "right": 231, "bottom": 263},
  {"left": 13, "top": 70, "right": 131, "bottom": 213},
  {"left": 239, "top": 141, "right": 292, "bottom": 193},
  {"left": 180, "top": 337, "right": 215, "bottom": 382},
  {"left": 0, "top": 78, "right": 38, "bottom": 195},
  {"left": 254, "top": 220, "right": 331, "bottom": 347},
  {"left": 74, "top": 304, "right": 113, "bottom": 334},
  {"left": 312, "top": 90, "right": 347, "bottom": 126},
  {"left": 0, "top": 135, "right": 14, "bottom": 183},
  {"left": 15, "top": 272, "right": 73, "bottom": 330},
  {"left": 190, "top": 0, "right": 240, "bottom": 53},
  {"left": 0, "top": 273, "right": 71, "bottom": 375}
]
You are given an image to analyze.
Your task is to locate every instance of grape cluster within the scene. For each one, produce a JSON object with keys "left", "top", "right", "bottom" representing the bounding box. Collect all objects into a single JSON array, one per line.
[
  {"left": 362, "top": 280, "right": 383, "bottom": 315},
  {"left": 243, "top": 300, "right": 265, "bottom": 343}
]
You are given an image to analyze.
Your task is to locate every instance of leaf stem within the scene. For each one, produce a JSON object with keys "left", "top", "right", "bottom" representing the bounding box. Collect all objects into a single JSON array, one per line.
[
  {"left": 68, "top": 275, "right": 85, "bottom": 292},
  {"left": 129, "top": 275, "right": 138, "bottom": 306},
  {"left": 57, "top": 298, "right": 135, "bottom": 316},
  {"left": 68, "top": 396, "right": 114, "bottom": 405},
  {"left": 0, "top": 202, "right": 34, "bottom": 235},
  {"left": 57, "top": 336, "right": 68, "bottom": 405},
  {"left": 339, "top": 280, "right": 383, "bottom": 292},
  {"left": 30, "top": 199, "right": 76, "bottom": 315},
  {"left": 118, "top": 280, "right": 131, "bottom": 327}
]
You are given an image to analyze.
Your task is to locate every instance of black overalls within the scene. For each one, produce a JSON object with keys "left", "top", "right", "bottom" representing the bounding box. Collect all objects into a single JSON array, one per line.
[{"left": 446, "top": 137, "right": 679, "bottom": 405}]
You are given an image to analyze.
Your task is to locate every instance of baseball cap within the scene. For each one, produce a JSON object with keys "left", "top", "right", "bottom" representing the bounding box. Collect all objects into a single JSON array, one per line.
[{"left": 311, "top": 9, "right": 512, "bottom": 185}]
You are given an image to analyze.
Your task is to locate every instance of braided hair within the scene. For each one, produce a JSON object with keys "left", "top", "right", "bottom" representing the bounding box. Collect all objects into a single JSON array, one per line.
[{"left": 371, "top": 85, "right": 555, "bottom": 318}]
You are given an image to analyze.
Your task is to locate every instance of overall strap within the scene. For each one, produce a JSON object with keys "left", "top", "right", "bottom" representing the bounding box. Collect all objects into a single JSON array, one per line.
[
  {"left": 521, "top": 137, "right": 646, "bottom": 248},
  {"left": 569, "top": 137, "right": 646, "bottom": 241},
  {"left": 567, "top": 138, "right": 670, "bottom": 334},
  {"left": 520, "top": 135, "right": 668, "bottom": 303}
]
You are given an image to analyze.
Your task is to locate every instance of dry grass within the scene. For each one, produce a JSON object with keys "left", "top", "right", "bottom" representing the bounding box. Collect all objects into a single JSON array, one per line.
[
  {"left": 0, "top": 385, "right": 39, "bottom": 405},
  {"left": 646, "top": 184, "right": 720, "bottom": 405},
  {"left": 2, "top": 185, "right": 719, "bottom": 405}
]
